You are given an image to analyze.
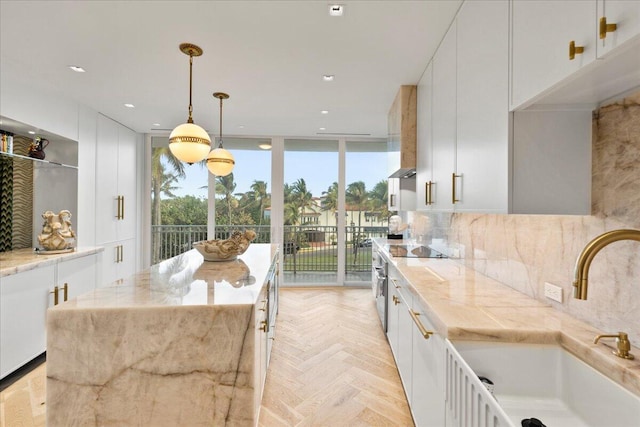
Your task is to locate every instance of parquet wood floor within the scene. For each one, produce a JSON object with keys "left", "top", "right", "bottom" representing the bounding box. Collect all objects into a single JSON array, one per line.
[
  {"left": 0, "top": 287, "right": 414, "bottom": 427},
  {"left": 258, "top": 287, "right": 414, "bottom": 426}
]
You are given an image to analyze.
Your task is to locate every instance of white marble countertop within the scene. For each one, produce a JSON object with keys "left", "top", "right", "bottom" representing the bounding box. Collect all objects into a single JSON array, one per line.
[
  {"left": 52, "top": 243, "right": 278, "bottom": 309},
  {"left": 375, "top": 239, "right": 640, "bottom": 397},
  {"left": 0, "top": 246, "right": 104, "bottom": 278}
]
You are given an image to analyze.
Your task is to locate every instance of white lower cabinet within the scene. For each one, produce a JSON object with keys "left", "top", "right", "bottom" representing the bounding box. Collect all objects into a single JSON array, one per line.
[
  {"left": 387, "top": 266, "right": 446, "bottom": 426},
  {"left": 410, "top": 300, "right": 446, "bottom": 426},
  {"left": 58, "top": 254, "right": 97, "bottom": 300},
  {"left": 0, "top": 265, "right": 55, "bottom": 379},
  {"left": 98, "top": 238, "right": 136, "bottom": 286},
  {"left": 0, "top": 253, "right": 98, "bottom": 379}
]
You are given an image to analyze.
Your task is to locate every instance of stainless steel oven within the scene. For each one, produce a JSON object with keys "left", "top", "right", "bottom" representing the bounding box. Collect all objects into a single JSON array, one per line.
[{"left": 372, "top": 247, "right": 388, "bottom": 332}]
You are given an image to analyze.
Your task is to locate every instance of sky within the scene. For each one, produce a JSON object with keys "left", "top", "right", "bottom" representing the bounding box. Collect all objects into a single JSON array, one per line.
[{"left": 167, "top": 150, "right": 388, "bottom": 199}]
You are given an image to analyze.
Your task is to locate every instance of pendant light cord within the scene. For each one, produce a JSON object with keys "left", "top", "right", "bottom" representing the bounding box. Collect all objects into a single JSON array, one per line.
[
  {"left": 187, "top": 55, "right": 194, "bottom": 124},
  {"left": 218, "top": 96, "right": 224, "bottom": 148}
]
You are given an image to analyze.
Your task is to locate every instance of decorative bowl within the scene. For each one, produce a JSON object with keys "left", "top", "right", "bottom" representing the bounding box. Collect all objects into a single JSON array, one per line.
[{"left": 193, "top": 230, "right": 256, "bottom": 262}]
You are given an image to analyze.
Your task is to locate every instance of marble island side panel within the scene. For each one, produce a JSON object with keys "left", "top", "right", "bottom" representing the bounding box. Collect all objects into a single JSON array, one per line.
[{"left": 46, "top": 244, "right": 277, "bottom": 426}]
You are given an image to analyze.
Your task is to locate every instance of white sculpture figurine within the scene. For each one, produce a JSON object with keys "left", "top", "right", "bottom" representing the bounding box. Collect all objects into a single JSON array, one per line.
[
  {"left": 388, "top": 215, "right": 408, "bottom": 235},
  {"left": 38, "top": 210, "right": 76, "bottom": 251}
]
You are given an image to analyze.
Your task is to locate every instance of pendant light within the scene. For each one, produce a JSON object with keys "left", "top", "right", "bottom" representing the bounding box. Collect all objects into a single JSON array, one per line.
[
  {"left": 169, "top": 43, "right": 211, "bottom": 164},
  {"left": 206, "top": 92, "right": 235, "bottom": 176}
]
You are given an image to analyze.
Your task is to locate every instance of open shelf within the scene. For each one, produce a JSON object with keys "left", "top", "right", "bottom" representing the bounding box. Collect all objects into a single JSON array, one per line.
[{"left": 0, "top": 151, "right": 78, "bottom": 169}]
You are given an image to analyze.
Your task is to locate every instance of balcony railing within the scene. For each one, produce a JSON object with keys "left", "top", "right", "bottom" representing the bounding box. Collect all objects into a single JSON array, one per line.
[{"left": 151, "top": 224, "right": 387, "bottom": 273}]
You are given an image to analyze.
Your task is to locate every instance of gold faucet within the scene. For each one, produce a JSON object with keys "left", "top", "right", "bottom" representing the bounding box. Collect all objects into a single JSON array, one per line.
[
  {"left": 573, "top": 229, "right": 640, "bottom": 299},
  {"left": 594, "top": 332, "right": 634, "bottom": 360}
]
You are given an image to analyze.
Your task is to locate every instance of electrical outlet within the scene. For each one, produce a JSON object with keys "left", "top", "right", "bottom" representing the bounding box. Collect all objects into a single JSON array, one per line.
[{"left": 544, "top": 282, "right": 563, "bottom": 303}]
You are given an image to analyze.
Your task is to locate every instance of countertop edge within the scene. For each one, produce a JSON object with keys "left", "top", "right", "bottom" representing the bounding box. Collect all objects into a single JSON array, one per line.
[
  {"left": 0, "top": 246, "right": 105, "bottom": 278},
  {"left": 375, "top": 239, "right": 640, "bottom": 398}
]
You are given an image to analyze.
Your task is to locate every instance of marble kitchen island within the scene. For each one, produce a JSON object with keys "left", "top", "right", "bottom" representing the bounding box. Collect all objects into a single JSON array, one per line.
[{"left": 46, "top": 243, "right": 279, "bottom": 427}]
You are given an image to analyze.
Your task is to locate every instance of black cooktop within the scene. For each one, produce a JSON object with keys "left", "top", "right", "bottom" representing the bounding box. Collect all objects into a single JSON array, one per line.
[{"left": 385, "top": 244, "right": 447, "bottom": 258}]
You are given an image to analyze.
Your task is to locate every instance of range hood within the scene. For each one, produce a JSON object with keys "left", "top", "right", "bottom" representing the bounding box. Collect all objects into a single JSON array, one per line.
[
  {"left": 389, "top": 168, "right": 416, "bottom": 179},
  {"left": 388, "top": 85, "right": 417, "bottom": 178}
]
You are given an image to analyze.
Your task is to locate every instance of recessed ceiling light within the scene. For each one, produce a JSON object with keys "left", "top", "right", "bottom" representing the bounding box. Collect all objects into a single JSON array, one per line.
[
  {"left": 323, "top": 75, "right": 335, "bottom": 82},
  {"left": 153, "top": 123, "right": 161, "bottom": 127},
  {"left": 328, "top": 4, "right": 344, "bottom": 16},
  {"left": 259, "top": 143, "right": 272, "bottom": 150},
  {"left": 321, "top": 110, "right": 329, "bottom": 115},
  {"left": 319, "top": 127, "right": 326, "bottom": 131},
  {"left": 69, "top": 66, "right": 86, "bottom": 73},
  {"left": 28, "top": 131, "right": 36, "bottom": 135},
  {"left": 124, "top": 103, "right": 135, "bottom": 108},
  {"left": 238, "top": 125, "right": 245, "bottom": 129}
]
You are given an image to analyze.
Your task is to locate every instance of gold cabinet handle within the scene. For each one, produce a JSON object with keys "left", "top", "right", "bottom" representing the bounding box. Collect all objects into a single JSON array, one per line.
[
  {"left": 390, "top": 278, "right": 400, "bottom": 289},
  {"left": 115, "top": 196, "right": 121, "bottom": 219},
  {"left": 120, "top": 196, "right": 125, "bottom": 220},
  {"left": 392, "top": 295, "right": 400, "bottom": 306},
  {"left": 259, "top": 299, "right": 267, "bottom": 312},
  {"left": 599, "top": 16, "right": 617, "bottom": 40},
  {"left": 63, "top": 283, "right": 68, "bottom": 302},
  {"left": 390, "top": 194, "right": 396, "bottom": 207},
  {"left": 120, "top": 245, "right": 124, "bottom": 263},
  {"left": 50, "top": 286, "right": 59, "bottom": 306},
  {"left": 569, "top": 40, "right": 584, "bottom": 60},
  {"left": 425, "top": 181, "right": 434, "bottom": 205},
  {"left": 452, "top": 173, "right": 461, "bottom": 204},
  {"left": 260, "top": 320, "right": 268, "bottom": 333},
  {"left": 409, "top": 309, "right": 434, "bottom": 340}
]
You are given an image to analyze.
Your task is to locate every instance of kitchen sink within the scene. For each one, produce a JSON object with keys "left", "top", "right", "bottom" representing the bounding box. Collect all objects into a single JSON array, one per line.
[{"left": 446, "top": 340, "right": 640, "bottom": 427}]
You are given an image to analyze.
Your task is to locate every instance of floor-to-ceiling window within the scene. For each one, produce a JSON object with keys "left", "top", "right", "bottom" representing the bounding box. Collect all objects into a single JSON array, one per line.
[
  {"left": 345, "top": 140, "right": 389, "bottom": 285},
  {"left": 146, "top": 135, "right": 387, "bottom": 287},
  {"left": 149, "top": 136, "right": 271, "bottom": 265},
  {"left": 283, "top": 139, "right": 339, "bottom": 285}
]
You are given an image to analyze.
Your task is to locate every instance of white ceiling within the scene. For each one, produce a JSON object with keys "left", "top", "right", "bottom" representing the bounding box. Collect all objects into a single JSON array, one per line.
[{"left": 0, "top": 1, "right": 462, "bottom": 139}]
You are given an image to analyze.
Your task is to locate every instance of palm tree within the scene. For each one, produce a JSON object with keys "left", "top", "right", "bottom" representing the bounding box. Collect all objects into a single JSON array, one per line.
[
  {"left": 346, "top": 181, "right": 369, "bottom": 263},
  {"left": 151, "top": 147, "right": 185, "bottom": 226},
  {"left": 291, "top": 178, "right": 313, "bottom": 225},
  {"left": 215, "top": 173, "right": 237, "bottom": 225},
  {"left": 368, "top": 179, "right": 390, "bottom": 223},
  {"left": 249, "top": 180, "right": 269, "bottom": 226},
  {"left": 321, "top": 181, "right": 339, "bottom": 227}
]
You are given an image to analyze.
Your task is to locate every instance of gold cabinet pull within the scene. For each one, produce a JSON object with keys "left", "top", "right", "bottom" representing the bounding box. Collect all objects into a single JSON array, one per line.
[
  {"left": 120, "top": 245, "right": 123, "bottom": 263},
  {"left": 120, "top": 196, "right": 125, "bottom": 220},
  {"left": 425, "top": 181, "right": 434, "bottom": 205},
  {"left": 392, "top": 295, "right": 400, "bottom": 306},
  {"left": 409, "top": 309, "right": 434, "bottom": 340},
  {"left": 50, "top": 286, "right": 59, "bottom": 306},
  {"left": 259, "top": 299, "right": 267, "bottom": 312},
  {"left": 390, "top": 194, "right": 396, "bottom": 207},
  {"left": 452, "top": 173, "right": 461, "bottom": 204},
  {"left": 115, "top": 196, "right": 121, "bottom": 219},
  {"left": 599, "top": 16, "right": 617, "bottom": 40},
  {"left": 260, "top": 320, "right": 268, "bottom": 333},
  {"left": 63, "top": 283, "right": 68, "bottom": 302},
  {"left": 390, "top": 278, "right": 400, "bottom": 289},
  {"left": 569, "top": 40, "right": 584, "bottom": 60}
]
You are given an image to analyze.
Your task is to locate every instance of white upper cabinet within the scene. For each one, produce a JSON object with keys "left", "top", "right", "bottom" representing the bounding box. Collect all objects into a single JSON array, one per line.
[
  {"left": 455, "top": 0, "right": 509, "bottom": 212},
  {"left": 430, "top": 21, "right": 457, "bottom": 212},
  {"left": 596, "top": 0, "right": 640, "bottom": 58},
  {"left": 511, "top": 0, "right": 596, "bottom": 110},
  {"left": 511, "top": 0, "right": 640, "bottom": 109},
  {"left": 416, "top": 63, "right": 433, "bottom": 211}
]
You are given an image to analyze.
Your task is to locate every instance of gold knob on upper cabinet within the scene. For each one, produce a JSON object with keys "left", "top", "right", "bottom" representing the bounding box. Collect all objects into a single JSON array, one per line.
[
  {"left": 393, "top": 295, "right": 400, "bottom": 306},
  {"left": 260, "top": 320, "right": 268, "bottom": 333},
  {"left": 569, "top": 40, "right": 584, "bottom": 60},
  {"left": 599, "top": 17, "right": 617, "bottom": 40}
]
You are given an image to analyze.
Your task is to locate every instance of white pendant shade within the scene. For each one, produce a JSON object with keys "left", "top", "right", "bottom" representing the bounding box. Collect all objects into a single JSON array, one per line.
[
  {"left": 206, "top": 146, "right": 235, "bottom": 176},
  {"left": 168, "top": 122, "right": 211, "bottom": 164}
]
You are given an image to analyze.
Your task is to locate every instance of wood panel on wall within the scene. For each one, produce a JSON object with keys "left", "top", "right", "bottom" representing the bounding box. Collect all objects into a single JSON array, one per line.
[{"left": 592, "top": 91, "right": 640, "bottom": 228}]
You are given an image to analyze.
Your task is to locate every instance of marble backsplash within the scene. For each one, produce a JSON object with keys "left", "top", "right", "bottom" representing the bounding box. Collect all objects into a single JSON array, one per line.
[{"left": 408, "top": 91, "right": 640, "bottom": 344}]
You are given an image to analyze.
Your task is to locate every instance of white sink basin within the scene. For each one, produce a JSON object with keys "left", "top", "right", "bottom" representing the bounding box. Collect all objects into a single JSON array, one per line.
[{"left": 450, "top": 341, "right": 640, "bottom": 427}]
